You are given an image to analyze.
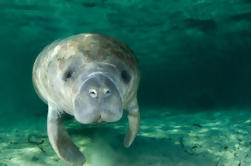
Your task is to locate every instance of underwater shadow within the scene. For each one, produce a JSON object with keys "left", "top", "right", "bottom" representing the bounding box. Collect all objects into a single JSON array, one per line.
[{"left": 68, "top": 125, "right": 218, "bottom": 166}]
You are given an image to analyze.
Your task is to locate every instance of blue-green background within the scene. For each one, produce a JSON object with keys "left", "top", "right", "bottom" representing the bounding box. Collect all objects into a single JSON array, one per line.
[{"left": 1, "top": 0, "right": 251, "bottom": 121}]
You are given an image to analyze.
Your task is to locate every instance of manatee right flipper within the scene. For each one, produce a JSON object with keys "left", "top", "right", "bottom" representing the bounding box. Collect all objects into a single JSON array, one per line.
[
  {"left": 124, "top": 97, "right": 140, "bottom": 148},
  {"left": 47, "top": 103, "right": 86, "bottom": 166}
]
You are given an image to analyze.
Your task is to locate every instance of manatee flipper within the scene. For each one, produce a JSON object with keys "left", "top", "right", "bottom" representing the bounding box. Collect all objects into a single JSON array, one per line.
[
  {"left": 124, "top": 97, "right": 140, "bottom": 148},
  {"left": 47, "top": 103, "right": 85, "bottom": 166}
]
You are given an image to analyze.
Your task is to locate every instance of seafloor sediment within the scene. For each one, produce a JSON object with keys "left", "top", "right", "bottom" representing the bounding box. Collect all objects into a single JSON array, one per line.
[{"left": 0, "top": 108, "right": 250, "bottom": 166}]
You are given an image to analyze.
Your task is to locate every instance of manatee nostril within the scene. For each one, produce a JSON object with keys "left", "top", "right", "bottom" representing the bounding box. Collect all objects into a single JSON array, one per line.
[
  {"left": 104, "top": 88, "right": 111, "bottom": 96},
  {"left": 89, "top": 89, "right": 97, "bottom": 98}
]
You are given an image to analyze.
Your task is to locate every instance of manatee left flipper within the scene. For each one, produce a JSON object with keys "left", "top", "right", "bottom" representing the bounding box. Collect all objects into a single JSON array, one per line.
[
  {"left": 47, "top": 103, "right": 86, "bottom": 166},
  {"left": 124, "top": 97, "right": 140, "bottom": 148}
]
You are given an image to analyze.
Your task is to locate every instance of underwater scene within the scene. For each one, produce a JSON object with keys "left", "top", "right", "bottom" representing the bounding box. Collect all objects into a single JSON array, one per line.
[{"left": 0, "top": 0, "right": 251, "bottom": 166}]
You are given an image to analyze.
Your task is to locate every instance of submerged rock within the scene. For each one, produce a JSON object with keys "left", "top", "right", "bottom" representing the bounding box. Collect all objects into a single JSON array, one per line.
[
  {"left": 0, "top": 163, "right": 7, "bottom": 166},
  {"left": 31, "top": 156, "right": 39, "bottom": 162},
  {"left": 27, "top": 134, "right": 45, "bottom": 145}
]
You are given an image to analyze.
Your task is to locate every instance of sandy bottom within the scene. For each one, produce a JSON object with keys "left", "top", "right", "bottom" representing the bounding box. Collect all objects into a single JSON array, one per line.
[{"left": 0, "top": 108, "right": 251, "bottom": 166}]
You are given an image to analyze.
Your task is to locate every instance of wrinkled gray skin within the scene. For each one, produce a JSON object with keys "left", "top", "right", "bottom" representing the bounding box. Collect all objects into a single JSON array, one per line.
[{"left": 32, "top": 33, "right": 140, "bottom": 166}]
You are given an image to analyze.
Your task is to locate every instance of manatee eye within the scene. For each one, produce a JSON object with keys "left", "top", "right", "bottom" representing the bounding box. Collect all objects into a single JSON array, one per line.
[
  {"left": 63, "top": 69, "right": 73, "bottom": 81},
  {"left": 121, "top": 70, "right": 131, "bottom": 84}
]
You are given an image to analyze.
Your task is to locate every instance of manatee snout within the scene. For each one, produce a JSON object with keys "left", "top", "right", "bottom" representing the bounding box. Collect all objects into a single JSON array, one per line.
[{"left": 73, "top": 73, "right": 123, "bottom": 124}]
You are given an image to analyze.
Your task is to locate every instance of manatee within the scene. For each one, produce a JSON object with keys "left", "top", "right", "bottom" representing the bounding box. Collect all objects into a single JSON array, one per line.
[{"left": 32, "top": 33, "right": 140, "bottom": 166}]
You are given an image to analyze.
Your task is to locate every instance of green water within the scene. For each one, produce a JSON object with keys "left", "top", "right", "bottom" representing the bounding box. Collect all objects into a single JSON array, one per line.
[{"left": 0, "top": 0, "right": 251, "bottom": 166}]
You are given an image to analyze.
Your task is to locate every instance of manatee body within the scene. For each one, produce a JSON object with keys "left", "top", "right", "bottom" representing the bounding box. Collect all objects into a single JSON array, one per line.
[{"left": 32, "top": 33, "right": 140, "bottom": 166}]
